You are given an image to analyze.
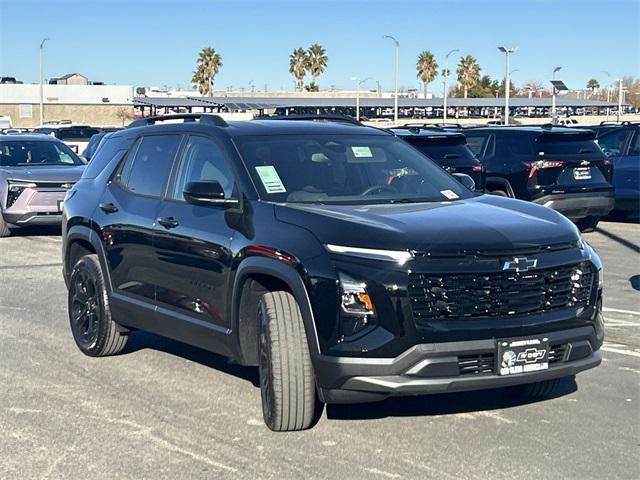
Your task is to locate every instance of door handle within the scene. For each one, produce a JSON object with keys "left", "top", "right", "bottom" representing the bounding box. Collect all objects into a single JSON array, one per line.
[
  {"left": 99, "top": 202, "right": 119, "bottom": 214},
  {"left": 157, "top": 216, "right": 179, "bottom": 229}
]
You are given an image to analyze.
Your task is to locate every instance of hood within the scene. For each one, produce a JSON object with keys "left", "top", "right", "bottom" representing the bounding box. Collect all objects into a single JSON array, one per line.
[
  {"left": 1, "top": 165, "right": 85, "bottom": 183},
  {"left": 275, "top": 195, "right": 580, "bottom": 254}
]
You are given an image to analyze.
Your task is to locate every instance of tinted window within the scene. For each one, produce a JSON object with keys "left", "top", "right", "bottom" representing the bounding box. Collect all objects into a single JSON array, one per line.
[
  {"left": 403, "top": 137, "right": 477, "bottom": 163},
  {"left": 236, "top": 134, "right": 470, "bottom": 204},
  {"left": 535, "top": 132, "right": 603, "bottom": 156},
  {"left": 464, "top": 134, "right": 490, "bottom": 156},
  {"left": 629, "top": 132, "right": 640, "bottom": 156},
  {"left": 502, "top": 132, "right": 532, "bottom": 155},
  {"left": 597, "top": 129, "right": 631, "bottom": 156},
  {"left": 125, "top": 135, "right": 181, "bottom": 197},
  {"left": 56, "top": 127, "right": 101, "bottom": 141},
  {"left": 0, "top": 140, "right": 83, "bottom": 166},
  {"left": 172, "top": 136, "right": 234, "bottom": 200}
]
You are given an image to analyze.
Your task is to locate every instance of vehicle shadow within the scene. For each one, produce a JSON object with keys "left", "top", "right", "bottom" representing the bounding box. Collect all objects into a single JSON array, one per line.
[
  {"left": 9, "top": 225, "right": 61, "bottom": 237},
  {"left": 326, "top": 376, "right": 577, "bottom": 421},
  {"left": 595, "top": 226, "right": 640, "bottom": 254},
  {"left": 123, "top": 330, "right": 260, "bottom": 387}
]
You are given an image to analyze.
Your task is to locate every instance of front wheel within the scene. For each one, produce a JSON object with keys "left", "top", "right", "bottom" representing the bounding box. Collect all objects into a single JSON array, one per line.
[
  {"left": 258, "top": 291, "right": 321, "bottom": 431},
  {"left": 575, "top": 216, "right": 600, "bottom": 233},
  {"left": 68, "top": 254, "right": 128, "bottom": 357}
]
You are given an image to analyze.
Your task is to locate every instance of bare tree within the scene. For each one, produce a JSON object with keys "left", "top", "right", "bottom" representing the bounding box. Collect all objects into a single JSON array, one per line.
[{"left": 115, "top": 107, "right": 132, "bottom": 126}]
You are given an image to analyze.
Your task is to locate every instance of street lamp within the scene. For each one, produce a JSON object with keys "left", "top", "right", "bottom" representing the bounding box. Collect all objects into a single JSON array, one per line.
[
  {"left": 442, "top": 48, "right": 459, "bottom": 123},
  {"left": 601, "top": 70, "right": 611, "bottom": 121},
  {"left": 498, "top": 46, "right": 517, "bottom": 125},
  {"left": 248, "top": 80, "right": 255, "bottom": 95},
  {"left": 39, "top": 37, "right": 50, "bottom": 126},
  {"left": 382, "top": 35, "right": 399, "bottom": 124},
  {"left": 617, "top": 78, "right": 624, "bottom": 121},
  {"left": 551, "top": 66, "right": 562, "bottom": 124},
  {"left": 351, "top": 76, "right": 371, "bottom": 121}
]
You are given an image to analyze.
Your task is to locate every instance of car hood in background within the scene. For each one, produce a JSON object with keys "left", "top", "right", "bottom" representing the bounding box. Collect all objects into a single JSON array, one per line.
[
  {"left": 0, "top": 165, "right": 85, "bottom": 183},
  {"left": 275, "top": 195, "right": 579, "bottom": 255}
]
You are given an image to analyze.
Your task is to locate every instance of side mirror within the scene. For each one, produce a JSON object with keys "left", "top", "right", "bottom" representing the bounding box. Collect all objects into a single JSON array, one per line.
[
  {"left": 452, "top": 173, "right": 476, "bottom": 191},
  {"left": 183, "top": 181, "right": 239, "bottom": 206}
]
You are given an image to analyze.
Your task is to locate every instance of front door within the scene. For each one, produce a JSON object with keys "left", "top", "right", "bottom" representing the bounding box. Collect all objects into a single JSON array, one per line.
[{"left": 153, "top": 135, "right": 236, "bottom": 331}]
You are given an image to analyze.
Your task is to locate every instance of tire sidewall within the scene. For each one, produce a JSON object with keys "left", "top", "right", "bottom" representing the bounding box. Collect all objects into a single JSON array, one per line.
[{"left": 258, "top": 299, "right": 277, "bottom": 427}]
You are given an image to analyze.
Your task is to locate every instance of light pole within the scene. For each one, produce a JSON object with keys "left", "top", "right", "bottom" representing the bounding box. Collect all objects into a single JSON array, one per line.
[
  {"left": 39, "top": 37, "right": 50, "bottom": 126},
  {"left": 601, "top": 70, "right": 611, "bottom": 121},
  {"left": 248, "top": 80, "right": 255, "bottom": 95},
  {"left": 498, "top": 46, "right": 516, "bottom": 125},
  {"left": 617, "top": 78, "right": 624, "bottom": 121},
  {"left": 382, "top": 35, "right": 399, "bottom": 124},
  {"left": 551, "top": 66, "right": 562, "bottom": 124},
  {"left": 442, "top": 48, "right": 459, "bottom": 123},
  {"left": 351, "top": 77, "right": 371, "bottom": 121}
]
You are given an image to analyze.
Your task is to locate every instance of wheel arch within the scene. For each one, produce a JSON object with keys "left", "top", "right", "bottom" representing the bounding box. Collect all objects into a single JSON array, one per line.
[
  {"left": 485, "top": 176, "right": 515, "bottom": 198},
  {"left": 64, "top": 225, "right": 111, "bottom": 290},
  {"left": 230, "top": 256, "right": 320, "bottom": 366}
]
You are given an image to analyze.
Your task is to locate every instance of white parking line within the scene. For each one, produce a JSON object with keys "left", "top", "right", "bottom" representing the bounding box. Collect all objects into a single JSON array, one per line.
[
  {"left": 601, "top": 345, "right": 640, "bottom": 358},
  {"left": 603, "top": 307, "right": 640, "bottom": 316}
]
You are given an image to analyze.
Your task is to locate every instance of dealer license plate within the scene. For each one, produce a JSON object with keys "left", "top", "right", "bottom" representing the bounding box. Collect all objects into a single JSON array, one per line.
[
  {"left": 573, "top": 167, "right": 591, "bottom": 180},
  {"left": 497, "top": 337, "right": 549, "bottom": 376}
]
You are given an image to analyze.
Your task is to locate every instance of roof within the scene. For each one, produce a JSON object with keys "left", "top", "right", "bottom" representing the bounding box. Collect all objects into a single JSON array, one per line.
[
  {"left": 463, "top": 125, "right": 597, "bottom": 136},
  {"left": 0, "top": 134, "right": 62, "bottom": 142},
  {"left": 56, "top": 73, "right": 87, "bottom": 80},
  {"left": 389, "top": 126, "right": 464, "bottom": 138}
]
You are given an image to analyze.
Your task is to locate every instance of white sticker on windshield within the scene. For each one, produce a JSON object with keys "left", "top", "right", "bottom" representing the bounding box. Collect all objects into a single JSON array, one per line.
[
  {"left": 255, "top": 165, "right": 287, "bottom": 193},
  {"left": 440, "top": 189, "right": 460, "bottom": 200},
  {"left": 351, "top": 146, "right": 373, "bottom": 158}
]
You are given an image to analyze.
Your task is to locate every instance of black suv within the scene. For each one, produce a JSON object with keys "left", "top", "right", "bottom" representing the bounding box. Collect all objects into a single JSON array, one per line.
[
  {"left": 62, "top": 114, "right": 603, "bottom": 431},
  {"left": 462, "top": 126, "right": 614, "bottom": 231},
  {"left": 589, "top": 122, "right": 639, "bottom": 219},
  {"left": 389, "top": 125, "right": 485, "bottom": 190}
]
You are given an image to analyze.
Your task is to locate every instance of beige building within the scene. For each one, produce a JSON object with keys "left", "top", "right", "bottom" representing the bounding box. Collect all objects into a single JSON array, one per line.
[
  {"left": 49, "top": 73, "right": 89, "bottom": 86},
  {"left": 0, "top": 83, "right": 135, "bottom": 127}
]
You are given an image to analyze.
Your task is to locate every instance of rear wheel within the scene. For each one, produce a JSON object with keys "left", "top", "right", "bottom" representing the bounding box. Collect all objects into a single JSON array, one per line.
[
  {"left": 488, "top": 189, "right": 509, "bottom": 197},
  {"left": 68, "top": 254, "right": 128, "bottom": 357},
  {"left": 258, "top": 291, "right": 320, "bottom": 431},
  {"left": 575, "top": 216, "right": 600, "bottom": 233}
]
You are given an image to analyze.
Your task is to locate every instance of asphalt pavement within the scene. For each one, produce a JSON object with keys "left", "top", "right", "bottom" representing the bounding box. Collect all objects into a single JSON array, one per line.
[{"left": 0, "top": 221, "right": 638, "bottom": 479}]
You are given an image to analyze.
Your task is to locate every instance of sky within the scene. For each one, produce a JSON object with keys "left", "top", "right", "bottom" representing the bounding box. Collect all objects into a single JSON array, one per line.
[{"left": 0, "top": 0, "right": 638, "bottom": 94}]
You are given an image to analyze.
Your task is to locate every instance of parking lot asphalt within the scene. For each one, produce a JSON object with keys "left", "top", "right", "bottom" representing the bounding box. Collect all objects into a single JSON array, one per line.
[{"left": 0, "top": 221, "right": 638, "bottom": 480}]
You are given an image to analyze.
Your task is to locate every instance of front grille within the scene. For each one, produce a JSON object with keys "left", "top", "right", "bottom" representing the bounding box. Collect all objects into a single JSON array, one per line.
[
  {"left": 548, "top": 343, "right": 567, "bottom": 364},
  {"left": 409, "top": 262, "right": 594, "bottom": 324},
  {"left": 458, "top": 353, "right": 495, "bottom": 376}
]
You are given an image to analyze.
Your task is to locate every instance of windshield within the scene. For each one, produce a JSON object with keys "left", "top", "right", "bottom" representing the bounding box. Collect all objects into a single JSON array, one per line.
[
  {"left": 0, "top": 140, "right": 84, "bottom": 166},
  {"left": 403, "top": 137, "right": 477, "bottom": 163},
  {"left": 235, "top": 134, "right": 471, "bottom": 205}
]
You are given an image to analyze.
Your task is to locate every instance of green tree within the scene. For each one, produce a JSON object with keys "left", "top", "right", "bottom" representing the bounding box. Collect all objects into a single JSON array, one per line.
[
  {"left": 586, "top": 78, "right": 600, "bottom": 94},
  {"left": 191, "top": 47, "right": 222, "bottom": 96},
  {"left": 289, "top": 48, "right": 309, "bottom": 92},
  {"left": 416, "top": 50, "right": 438, "bottom": 99},
  {"left": 307, "top": 43, "right": 328, "bottom": 88},
  {"left": 456, "top": 55, "right": 481, "bottom": 98}
]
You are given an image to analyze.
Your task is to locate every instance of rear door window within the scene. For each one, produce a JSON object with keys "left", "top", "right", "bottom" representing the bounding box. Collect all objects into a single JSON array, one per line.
[
  {"left": 464, "top": 133, "right": 493, "bottom": 158},
  {"left": 123, "top": 135, "right": 181, "bottom": 197}
]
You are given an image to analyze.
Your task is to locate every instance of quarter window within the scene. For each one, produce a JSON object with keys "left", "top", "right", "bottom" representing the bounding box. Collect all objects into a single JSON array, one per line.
[
  {"left": 597, "top": 129, "right": 630, "bottom": 157},
  {"left": 124, "top": 135, "right": 181, "bottom": 197},
  {"left": 171, "top": 136, "right": 234, "bottom": 200}
]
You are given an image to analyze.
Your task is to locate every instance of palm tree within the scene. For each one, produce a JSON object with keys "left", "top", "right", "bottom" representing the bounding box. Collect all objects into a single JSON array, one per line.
[
  {"left": 289, "top": 48, "right": 309, "bottom": 91},
  {"left": 415, "top": 51, "right": 438, "bottom": 99},
  {"left": 456, "top": 55, "right": 481, "bottom": 98},
  {"left": 307, "top": 43, "right": 328, "bottom": 90},
  {"left": 586, "top": 78, "right": 600, "bottom": 95},
  {"left": 191, "top": 47, "right": 222, "bottom": 96}
]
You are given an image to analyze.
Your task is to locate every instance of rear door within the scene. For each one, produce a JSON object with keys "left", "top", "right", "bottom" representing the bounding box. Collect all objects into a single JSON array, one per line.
[
  {"left": 96, "top": 134, "right": 182, "bottom": 303},
  {"left": 598, "top": 127, "right": 640, "bottom": 204}
]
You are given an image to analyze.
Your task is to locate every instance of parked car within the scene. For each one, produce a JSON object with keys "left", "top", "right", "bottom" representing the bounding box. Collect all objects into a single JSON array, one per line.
[
  {"left": 591, "top": 122, "right": 639, "bottom": 219},
  {"left": 0, "top": 134, "right": 85, "bottom": 236},
  {"left": 462, "top": 126, "right": 614, "bottom": 231},
  {"left": 63, "top": 114, "right": 603, "bottom": 431},
  {"left": 389, "top": 125, "right": 485, "bottom": 190},
  {"left": 33, "top": 125, "right": 102, "bottom": 155},
  {"left": 82, "top": 129, "right": 121, "bottom": 161},
  {"left": 556, "top": 118, "right": 579, "bottom": 126}
]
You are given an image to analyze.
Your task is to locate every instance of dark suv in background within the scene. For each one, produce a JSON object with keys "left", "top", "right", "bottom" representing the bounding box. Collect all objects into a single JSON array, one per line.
[
  {"left": 590, "top": 122, "right": 639, "bottom": 220},
  {"left": 62, "top": 114, "right": 603, "bottom": 431},
  {"left": 389, "top": 125, "right": 485, "bottom": 190},
  {"left": 463, "top": 126, "right": 614, "bottom": 231}
]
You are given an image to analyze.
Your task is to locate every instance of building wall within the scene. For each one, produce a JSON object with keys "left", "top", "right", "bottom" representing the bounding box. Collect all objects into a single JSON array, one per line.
[
  {"left": 0, "top": 103, "right": 135, "bottom": 127},
  {"left": 0, "top": 83, "right": 133, "bottom": 104}
]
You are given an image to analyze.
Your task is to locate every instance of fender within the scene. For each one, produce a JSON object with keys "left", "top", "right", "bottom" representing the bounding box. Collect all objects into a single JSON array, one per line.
[
  {"left": 64, "top": 224, "right": 113, "bottom": 292},
  {"left": 229, "top": 256, "right": 321, "bottom": 364},
  {"left": 485, "top": 176, "right": 515, "bottom": 198}
]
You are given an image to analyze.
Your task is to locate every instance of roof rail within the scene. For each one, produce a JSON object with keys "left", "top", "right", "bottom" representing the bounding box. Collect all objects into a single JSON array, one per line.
[
  {"left": 127, "top": 113, "right": 228, "bottom": 129},
  {"left": 254, "top": 114, "right": 362, "bottom": 126}
]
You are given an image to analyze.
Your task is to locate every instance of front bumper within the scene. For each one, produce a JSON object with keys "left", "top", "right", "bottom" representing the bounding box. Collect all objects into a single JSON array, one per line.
[
  {"left": 315, "top": 325, "right": 602, "bottom": 404},
  {"left": 2, "top": 211, "right": 63, "bottom": 226},
  {"left": 534, "top": 191, "right": 614, "bottom": 219}
]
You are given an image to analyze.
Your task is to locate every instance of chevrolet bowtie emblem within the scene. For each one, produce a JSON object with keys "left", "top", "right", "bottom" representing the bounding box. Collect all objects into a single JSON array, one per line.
[{"left": 503, "top": 257, "right": 537, "bottom": 272}]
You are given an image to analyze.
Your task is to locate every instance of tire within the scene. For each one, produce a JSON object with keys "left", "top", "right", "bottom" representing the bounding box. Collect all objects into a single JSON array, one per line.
[
  {"left": 575, "top": 216, "right": 600, "bottom": 233},
  {"left": 68, "top": 254, "right": 128, "bottom": 357},
  {"left": 258, "top": 290, "right": 319, "bottom": 431},
  {"left": 0, "top": 213, "right": 11, "bottom": 237},
  {"left": 509, "top": 377, "right": 564, "bottom": 399}
]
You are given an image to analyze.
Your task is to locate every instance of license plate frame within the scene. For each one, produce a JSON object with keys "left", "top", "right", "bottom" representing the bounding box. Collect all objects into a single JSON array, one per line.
[
  {"left": 573, "top": 167, "right": 592, "bottom": 180},
  {"left": 497, "top": 337, "right": 549, "bottom": 376}
]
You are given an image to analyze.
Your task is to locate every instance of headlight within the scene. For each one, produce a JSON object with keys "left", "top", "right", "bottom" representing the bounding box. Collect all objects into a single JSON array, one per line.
[
  {"left": 6, "top": 181, "right": 36, "bottom": 208},
  {"left": 598, "top": 267, "right": 604, "bottom": 288},
  {"left": 338, "top": 272, "right": 375, "bottom": 337},
  {"left": 326, "top": 244, "right": 413, "bottom": 265}
]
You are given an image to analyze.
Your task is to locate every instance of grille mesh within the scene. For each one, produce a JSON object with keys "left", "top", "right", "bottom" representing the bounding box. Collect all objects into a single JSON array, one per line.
[{"left": 409, "top": 262, "right": 594, "bottom": 324}]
